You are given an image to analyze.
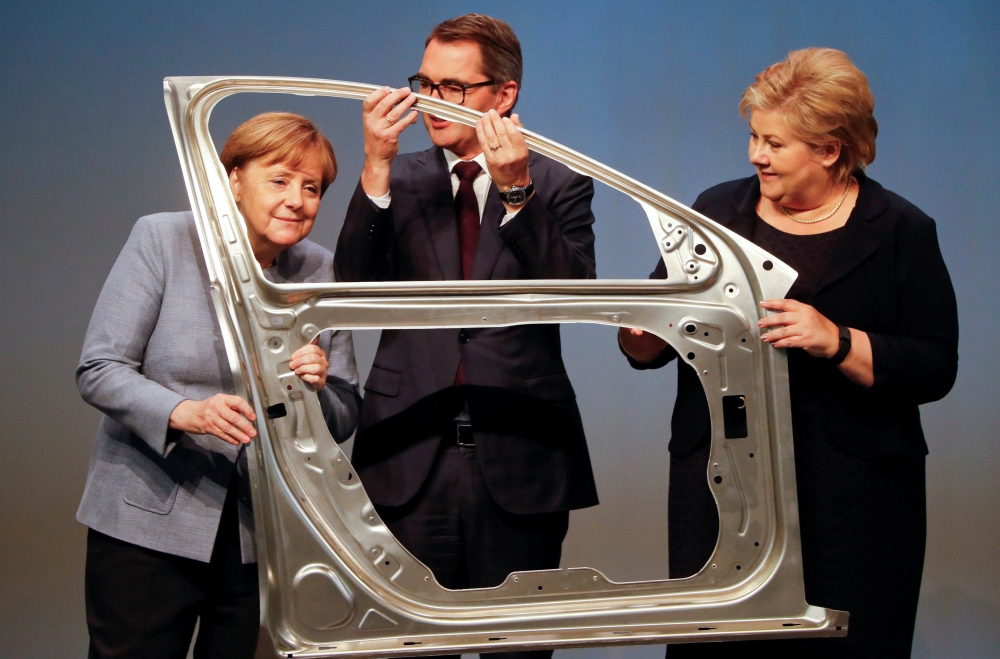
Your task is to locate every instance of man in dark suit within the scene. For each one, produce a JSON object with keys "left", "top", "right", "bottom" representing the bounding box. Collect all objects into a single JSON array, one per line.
[{"left": 334, "top": 15, "right": 598, "bottom": 652}]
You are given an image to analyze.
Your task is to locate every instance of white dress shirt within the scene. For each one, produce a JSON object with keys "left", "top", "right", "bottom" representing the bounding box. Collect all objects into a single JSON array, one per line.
[{"left": 367, "top": 149, "right": 521, "bottom": 225}]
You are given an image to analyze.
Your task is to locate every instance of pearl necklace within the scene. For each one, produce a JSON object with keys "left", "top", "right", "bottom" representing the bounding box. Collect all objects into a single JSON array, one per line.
[{"left": 780, "top": 178, "right": 853, "bottom": 224}]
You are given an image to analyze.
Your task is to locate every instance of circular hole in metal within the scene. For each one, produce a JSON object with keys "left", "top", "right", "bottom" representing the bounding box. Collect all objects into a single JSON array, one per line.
[
  {"left": 685, "top": 324, "right": 696, "bottom": 334},
  {"left": 714, "top": 475, "right": 723, "bottom": 484},
  {"left": 537, "top": 586, "right": 543, "bottom": 590},
  {"left": 385, "top": 560, "right": 390, "bottom": 565},
  {"left": 755, "top": 542, "right": 760, "bottom": 546},
  {"left": 741, "top": 337, "right": 747, "bottom": 343},
  {"left": 763, "top": 260, "right": 774, "bottom": 271},
  {"left": 749, "top": 452, "right": 754, "bottom": 458},
  {"left": 736, "top": 565, "right": 742, "bottom": 570},
  {"left": 687, "top": 352, "right": 696, "bottom": 360},
  {"left": 694, "top": 244, "right": 707, "bottom": 255}
]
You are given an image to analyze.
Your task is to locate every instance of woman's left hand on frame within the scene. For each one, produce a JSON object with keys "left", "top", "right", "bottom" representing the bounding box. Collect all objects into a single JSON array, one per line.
[
  {"left": 758, "top": 298, "right": 840, "bottom": 359},
  {"left": 289, "top": 344, "right": 328, "bottom": 389}
]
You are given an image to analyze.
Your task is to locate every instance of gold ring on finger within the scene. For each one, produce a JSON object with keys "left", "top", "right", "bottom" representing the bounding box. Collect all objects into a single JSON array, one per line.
[
  {"left": 490, "top": 144, "right": 501, "bottom": 151},
  {"left": 386, "top": 116, "right": 395, "bottom": 125}
]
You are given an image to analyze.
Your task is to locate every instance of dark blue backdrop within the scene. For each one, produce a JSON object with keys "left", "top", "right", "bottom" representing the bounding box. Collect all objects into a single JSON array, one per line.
[{"left": 1, "top": 2, "right": 997, "bottom": 657}]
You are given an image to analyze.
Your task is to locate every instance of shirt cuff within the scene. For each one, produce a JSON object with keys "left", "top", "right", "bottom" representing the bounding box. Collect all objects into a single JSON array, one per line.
[
  {"left": 368, "top": 191, "right": 391, "bottom": 209},
  {"left": 499, "top": 207, "right": 521, "bottom": 226}
]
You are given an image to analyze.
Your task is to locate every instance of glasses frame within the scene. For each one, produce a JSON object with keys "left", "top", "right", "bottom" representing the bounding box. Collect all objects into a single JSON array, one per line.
[{"left": 407, "top": 75, "right": 497, "bottom": 104}]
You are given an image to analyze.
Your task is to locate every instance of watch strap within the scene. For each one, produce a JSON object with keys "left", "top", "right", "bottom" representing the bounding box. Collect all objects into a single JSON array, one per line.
[
  {"left": 830, "top": 324, "right": 852, "bottom": 365},
  {"left": 498, "top": 180, "right": 535, "bottom": 205}
]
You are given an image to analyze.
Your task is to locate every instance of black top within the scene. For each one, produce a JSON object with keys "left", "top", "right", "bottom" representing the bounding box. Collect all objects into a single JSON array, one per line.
[
  {"left": 628, "top": 172, "right": 959, "bottom": 460},
  {"left": 751, "top": 217, "right": 845, "bottom": 302}
]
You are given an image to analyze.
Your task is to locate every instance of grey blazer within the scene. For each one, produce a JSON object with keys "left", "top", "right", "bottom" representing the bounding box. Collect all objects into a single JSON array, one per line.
[{"left": 76, "top": 212, "right": 361, "bottom": 563}]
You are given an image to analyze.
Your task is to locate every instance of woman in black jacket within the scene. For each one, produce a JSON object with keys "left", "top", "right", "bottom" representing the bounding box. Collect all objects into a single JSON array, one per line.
[{"left": 620, "top": 48, "right": 958, "bottom": 658}]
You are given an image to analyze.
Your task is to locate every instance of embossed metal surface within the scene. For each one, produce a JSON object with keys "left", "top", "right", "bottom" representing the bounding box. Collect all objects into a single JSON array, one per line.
[{"left": 163, "top": 76, "right": 847, "bottom": 657}]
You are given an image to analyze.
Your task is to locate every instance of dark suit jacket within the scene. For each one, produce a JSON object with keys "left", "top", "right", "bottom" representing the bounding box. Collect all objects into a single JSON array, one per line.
[
  {"left": 629, "top": 172, "right": 959, "bottom": 460},
  {"left": 335, "top": 146, "right": 599, "bottom": 514}
]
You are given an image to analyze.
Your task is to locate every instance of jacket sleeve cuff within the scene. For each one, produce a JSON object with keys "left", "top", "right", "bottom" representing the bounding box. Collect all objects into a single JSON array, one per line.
[
  {"left": 618, "top": 333, "right": 676, "bottom": 370},
  {"left": 140, "top": 389, "right": 188, "bottom": 457},
  {"left": 867, "top": 331, "right": 891, "bottom": 388}
]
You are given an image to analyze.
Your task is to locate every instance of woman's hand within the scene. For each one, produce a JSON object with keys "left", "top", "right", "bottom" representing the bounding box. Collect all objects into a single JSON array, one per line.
[
  {"left": 289, "top": 343, "right": 329, "bottom": 389},
  {"left": 759, "top": 299, "right": 874, "bottom": 387},
  {"left": 618, "top": 327, "right": 669, "bottom": 364},
  {"left": 169, "top": 394, "right": 257, "bottom": 446},
  {"left": 758, "top": 299, "right": 840, "bottom": 357}
]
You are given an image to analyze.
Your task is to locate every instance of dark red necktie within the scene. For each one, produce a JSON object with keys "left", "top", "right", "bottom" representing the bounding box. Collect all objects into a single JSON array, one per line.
[
  {"left": 453, "top": 160, "right": 482, "bottom": 385},
  {"left": 453, "top": 160, "right": 482, "bottom": 280}
]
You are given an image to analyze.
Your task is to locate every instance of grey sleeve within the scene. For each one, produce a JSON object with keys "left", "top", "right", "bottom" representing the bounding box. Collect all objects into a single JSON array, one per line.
[
  {"left": 76, "top": 217, "right": 186, "bottom": 457},
  {"left": 315, "top": 328, "right": 362, "bottom": 443}
]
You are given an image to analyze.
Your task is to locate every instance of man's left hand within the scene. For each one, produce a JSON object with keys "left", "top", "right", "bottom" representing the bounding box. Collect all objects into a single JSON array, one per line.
[{"left": 477, "top": 110, "right": 531, "bottom": 198}]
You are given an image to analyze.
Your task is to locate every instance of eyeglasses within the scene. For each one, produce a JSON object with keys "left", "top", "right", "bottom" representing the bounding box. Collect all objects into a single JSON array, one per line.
[{"left": 408, "top": 75, "right": 496, "bottom": 105}]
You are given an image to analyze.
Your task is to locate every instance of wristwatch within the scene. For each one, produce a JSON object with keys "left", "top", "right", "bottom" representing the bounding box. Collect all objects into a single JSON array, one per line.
[
  {"left": 830, "top": 324, "right": 852, "bottom": 364},
  {"left": 498, "top": 180, "right": 535, "bottom": 206}
]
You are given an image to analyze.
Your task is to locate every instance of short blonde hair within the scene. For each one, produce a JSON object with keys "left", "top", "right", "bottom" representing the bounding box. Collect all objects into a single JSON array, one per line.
[
  {"left": 220, "top": 112, "right": 337, "bottom": 194},
  {"left": 740, "top": 48, "right": 877, "bottom": 182}
]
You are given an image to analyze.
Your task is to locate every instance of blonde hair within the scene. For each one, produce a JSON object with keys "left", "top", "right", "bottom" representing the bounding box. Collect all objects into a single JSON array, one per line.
[
  {"left": 740, "top": 48, "right": 878, "bottom": 182},
  {"left": 220, "top": 112, "right": 337, "bottom": 194}
]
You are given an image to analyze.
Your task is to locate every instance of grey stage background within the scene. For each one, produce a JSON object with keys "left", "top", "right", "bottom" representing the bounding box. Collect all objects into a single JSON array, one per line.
[{"left": 2, "top": 1, "right": 998, "bottom": 657}]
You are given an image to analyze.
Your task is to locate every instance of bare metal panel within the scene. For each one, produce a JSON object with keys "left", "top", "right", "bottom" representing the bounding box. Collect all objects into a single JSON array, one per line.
[{"left": 163, "top": 76, "right": 847, "bottom": 658}]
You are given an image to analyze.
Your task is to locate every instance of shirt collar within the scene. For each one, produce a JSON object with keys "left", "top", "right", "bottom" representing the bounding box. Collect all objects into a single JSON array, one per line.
[{"left": 443, "top": 149, "right": 489, "bottom": 177}]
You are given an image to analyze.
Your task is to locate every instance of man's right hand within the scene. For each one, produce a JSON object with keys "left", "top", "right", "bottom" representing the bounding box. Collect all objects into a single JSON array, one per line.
[
  {"left": 361, "top": 87, "right": 418, "bottom": 197},
  {"left": 618, "top": 327, "right": 669, "bottom": 364}
]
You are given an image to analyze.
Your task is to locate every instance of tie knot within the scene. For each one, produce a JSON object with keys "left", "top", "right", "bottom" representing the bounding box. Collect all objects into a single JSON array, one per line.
[{"left": 453, "top": 160, "right": 482, "bottom": 183}]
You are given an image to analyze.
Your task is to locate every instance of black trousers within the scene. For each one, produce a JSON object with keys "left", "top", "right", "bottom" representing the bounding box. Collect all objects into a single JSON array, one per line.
[
  {"left": 378, "top": 443, "right": 570, "bottom": 659},
  {"left": 85, "top": 476, "right": 259, "bottom": 659},
  {"left": 665, "top": 398, "right": 926, "bottom": 659}
]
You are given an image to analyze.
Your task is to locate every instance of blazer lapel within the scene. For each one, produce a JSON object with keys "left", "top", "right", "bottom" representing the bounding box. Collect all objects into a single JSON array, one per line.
[
  {"left": 411, "top": 147, "right": 462, "bottom": 280},
  {"left": 469, "top": 181, "right": 507, "bottom": 280},
  {"left": 813, "top": 172, "right": 888, "bottom": 294}
]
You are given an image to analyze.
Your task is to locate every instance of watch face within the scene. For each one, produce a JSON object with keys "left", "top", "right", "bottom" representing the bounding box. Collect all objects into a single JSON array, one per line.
[{"left": 505, "top": 187, "right": 526, "bottom": 205}]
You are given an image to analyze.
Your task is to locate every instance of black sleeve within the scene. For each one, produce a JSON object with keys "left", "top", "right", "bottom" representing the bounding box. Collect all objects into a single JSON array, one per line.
[
  {"left": 496, "top": 171, "right": 596, "bottom": 280},
  {"left": 867, "top": 217, "right": 959, "bottom": 405},
  {"left": 333, "top": 180, "right": 395, "bottom": 282},
  {"left": 620, "top": 256, "right": 681, "bottom": 370}
]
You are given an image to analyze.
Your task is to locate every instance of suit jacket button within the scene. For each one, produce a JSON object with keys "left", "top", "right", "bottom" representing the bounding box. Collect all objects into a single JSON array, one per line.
[{"left": 458, "top": 330, "right": 470, "bottom": 344}]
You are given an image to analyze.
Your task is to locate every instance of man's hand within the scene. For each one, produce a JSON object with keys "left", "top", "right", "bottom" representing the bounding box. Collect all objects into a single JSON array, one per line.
[
  {"left": 361, "top": 87, "right": 418, "bottom": 197},
  {"left": 618, "top": 327, "right": 669, "bottom": 364},
  {"left": 289, "top": 343, "right": 329, "bottom": 390},
  {"left": 477, "top": 110, "right": 531, "bottom": 212},
  {"left": 169, "top": 394, "right": 257, "bottom": 446}
]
